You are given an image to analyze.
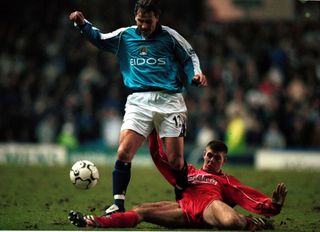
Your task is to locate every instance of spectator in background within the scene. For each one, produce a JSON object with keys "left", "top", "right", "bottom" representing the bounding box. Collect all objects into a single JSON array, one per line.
[
  {"left": 262, "top": 121, "right": 286, "bottom": 149},
  {"left": 101, "top": 107, "right": 122, "bottom": 148},
  {"left": 0, "top": 0, "right": 319, "bottom": 151},
  {"left": 188, "top": 119, "right": 217, "bottom": 164},
  {"left": 310, "top": 118, "right": 320, "bottom": 147},
  {"left": 57, "top": 118, "right": 79, "bottom": 150},
  {"left": 225, "top": 88, "right": 247, "bottom": 155},
  {"left": 36, "top": 114, "right": 58, "bottom": 144},
  {"left": 225, "top": 114, "right": 246, "bottom": 155}
]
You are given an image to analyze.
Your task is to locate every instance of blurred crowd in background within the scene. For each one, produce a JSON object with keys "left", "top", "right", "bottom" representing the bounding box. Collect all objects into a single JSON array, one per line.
[{"left": 1, "top": 0, "right": 319, "bottom": 154}]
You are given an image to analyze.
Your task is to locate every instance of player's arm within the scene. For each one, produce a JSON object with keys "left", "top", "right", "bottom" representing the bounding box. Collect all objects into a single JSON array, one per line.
[
  {"left": 223, "top": 176, "right": 287, "bottom": 217},
  {"left": 168, "top": 31, "right": 207, "bottom": 87},
  {"left": 175, "top": 43, "right": 207, "bottom": 87},
  {"left": 69, "top": 11, "right": 120, "bottom": 53}
]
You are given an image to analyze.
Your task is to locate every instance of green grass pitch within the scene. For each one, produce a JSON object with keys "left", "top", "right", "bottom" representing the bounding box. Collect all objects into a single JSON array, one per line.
[{"left": 0, "top": 164, "right": 319, "bottom": 231}]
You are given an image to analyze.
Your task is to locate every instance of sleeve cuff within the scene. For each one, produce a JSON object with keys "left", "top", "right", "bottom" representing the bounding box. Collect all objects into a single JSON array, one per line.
[{"left": 74, "top": 19, "right": 90, "bottom": 30}]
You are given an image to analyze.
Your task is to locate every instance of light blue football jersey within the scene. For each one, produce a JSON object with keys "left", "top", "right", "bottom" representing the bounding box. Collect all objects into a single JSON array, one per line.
[{"left": 77, "top": 20, "right": 202, "bottom": 93}]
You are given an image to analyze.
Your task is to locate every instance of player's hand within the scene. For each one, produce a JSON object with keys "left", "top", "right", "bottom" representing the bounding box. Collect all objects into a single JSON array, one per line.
[
  {"left": 69, "top": 11, "right": 85, "bottom": 26},
  {"left": 271, "top": 183, "right": 287, "bottom": 207},
  {"left": 192, "top": 73, "right": 207, "bottom": 87}
]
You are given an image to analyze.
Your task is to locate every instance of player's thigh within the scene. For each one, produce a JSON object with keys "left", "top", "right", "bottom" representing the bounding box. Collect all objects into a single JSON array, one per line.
[
  {"left": 203, "top": 200, "right": 245, "bottom": 228},
  {"left": 134, "top": 201, "right": 186, "bottom": 227},
  {"left": 162, "top": 136, "right": 184, "bottom": 169},
  {"left": 156, "top": 112, "right": 187, "bottom": 168},
  {"left": 121, "top": 105, "right": 154, "bottom": 138},
  {"left": 117, "top": 129, "right": 145, "bottom": 161}
]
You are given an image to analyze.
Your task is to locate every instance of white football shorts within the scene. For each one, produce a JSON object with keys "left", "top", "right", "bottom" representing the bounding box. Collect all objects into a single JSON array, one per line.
[{"left": 121, "top": 91, "right": 187, "bottom": 138}]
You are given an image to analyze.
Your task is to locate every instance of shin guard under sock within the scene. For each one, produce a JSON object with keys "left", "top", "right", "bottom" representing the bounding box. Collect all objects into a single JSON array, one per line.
[{"left": 112, "top": 160, "right": 131, "bottom": 211}]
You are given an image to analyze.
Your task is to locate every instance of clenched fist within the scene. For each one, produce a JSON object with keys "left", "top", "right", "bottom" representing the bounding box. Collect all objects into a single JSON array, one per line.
[
  {"left": 69, "top": 11, "right": 85, "bottom": 26},
  {"left": 192, "top": 73, "right": 207, "bottom": 87}
]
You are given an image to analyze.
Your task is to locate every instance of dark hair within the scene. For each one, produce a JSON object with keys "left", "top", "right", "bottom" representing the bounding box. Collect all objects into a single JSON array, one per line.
[
  {"left": 134, "top": 0, "right": 162, "bottom": 16},
  {"left": 206, "top": 140, "right": 228, "bottom": 156}
]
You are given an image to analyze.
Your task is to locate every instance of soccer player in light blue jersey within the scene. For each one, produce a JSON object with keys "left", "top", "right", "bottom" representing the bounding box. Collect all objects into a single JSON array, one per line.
[{"left": 69, "top": 0, "right": 207, "bottom": 215}]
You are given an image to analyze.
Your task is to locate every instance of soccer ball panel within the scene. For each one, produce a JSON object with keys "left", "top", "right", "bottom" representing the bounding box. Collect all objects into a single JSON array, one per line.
[{"left": 70, "top": 160, "right": 99, "bottom": 190}]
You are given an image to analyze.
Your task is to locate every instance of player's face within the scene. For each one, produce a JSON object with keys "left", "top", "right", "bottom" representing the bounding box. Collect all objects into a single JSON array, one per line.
[
  {"left": 135, "top": 10, "right": 159, "bottom": 38},
  {"left": 202, "top": 148, "right": 225, "bottom": 173}
]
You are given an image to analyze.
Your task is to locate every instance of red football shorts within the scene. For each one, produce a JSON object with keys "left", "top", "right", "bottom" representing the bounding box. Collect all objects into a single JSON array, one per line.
[{"left": 178, "top": 186, "right": 223, "bottom": 228}]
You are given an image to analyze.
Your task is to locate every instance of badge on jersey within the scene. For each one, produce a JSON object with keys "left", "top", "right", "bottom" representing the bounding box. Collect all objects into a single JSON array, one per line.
[{"left": 139, "top": 47, "right": 148, "bottom": 56}]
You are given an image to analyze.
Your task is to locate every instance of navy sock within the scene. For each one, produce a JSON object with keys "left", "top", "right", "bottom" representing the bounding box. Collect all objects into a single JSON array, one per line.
[{"left": 112, "top": 160, "right": 131, "bottom": 211}]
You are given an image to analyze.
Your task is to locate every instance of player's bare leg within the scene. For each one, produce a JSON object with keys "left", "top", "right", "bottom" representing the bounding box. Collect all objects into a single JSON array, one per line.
[
  {"left": 203, "top": 200, "right": 274, "bottom": 230},
  {"left": 163, "top": 136, "right": 188, "bottom": 200},
  {"left": 203, "top": 200, "right": 247, "bottom": 229},
  {"left": 163, "top": 137, "right": 185, "bottom": 170},
  {"left": 133, "top": 201, "right": 186, "bottom": 228},
  {"left": 117, "top": 129, "right": 145, "bottom": 162}
]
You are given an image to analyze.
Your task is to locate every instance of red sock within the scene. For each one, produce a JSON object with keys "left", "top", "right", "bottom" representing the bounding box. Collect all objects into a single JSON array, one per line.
[{"left": 93, "top": 211, "right": 140, "bottom": 228}]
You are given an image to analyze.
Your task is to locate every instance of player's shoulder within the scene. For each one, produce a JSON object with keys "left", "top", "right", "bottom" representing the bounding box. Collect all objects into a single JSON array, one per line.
[
  {"left": 114, "top": 25, "right": 137, "bottom": 35},
  {"left": 161, "top": 25, "right": 180, "bottom": 35},
  {"left": 117, "top": 25, "right": 137, "bottom": 35},
  {"left": 161, "top": 25, "right": 188, "bottom": 44},
  {"left": 124, "top": 25, "right": 138, "bottom": 32},
  {"left": 224, "top": 173, "right": 242, "bottom": 184},
  {"left": 120, "top": 25, "right": 141, "bottom": 38},
  {"left": 100, "top": 26, "right": 136, "bottom": 40}
]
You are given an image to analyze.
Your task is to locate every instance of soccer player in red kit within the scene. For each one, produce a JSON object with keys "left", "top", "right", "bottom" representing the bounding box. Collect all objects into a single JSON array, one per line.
[{"left": 69, "top": 130, "right": 287, "bottom": 230}]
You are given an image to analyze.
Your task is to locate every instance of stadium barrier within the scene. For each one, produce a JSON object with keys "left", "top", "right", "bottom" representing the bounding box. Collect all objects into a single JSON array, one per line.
[
  {"left": 255, "top": 149, "right": 320, "bottom": 170},
  {"left": 1, "top": 143, "right": 320, "bottom": 170},
  {"left": 68, "top": 146, "right": 152, "bottom": 166},
  {"left": 0, "top": 144, "right": 67, "bottom": 165},
  {"left": 0, "top": 143, "right": 151, "bottom": 166}
]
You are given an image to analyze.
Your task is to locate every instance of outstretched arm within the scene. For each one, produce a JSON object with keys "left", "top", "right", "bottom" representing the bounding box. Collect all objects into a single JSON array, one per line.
[
  {"left": 69, "top": 11, "right": 120, "bottom": 53},
  {"left": 223, "top": 177, "right": 288, "bottom": 217}
]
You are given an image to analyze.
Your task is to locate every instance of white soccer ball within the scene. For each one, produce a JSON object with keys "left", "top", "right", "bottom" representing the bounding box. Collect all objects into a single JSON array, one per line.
[{"left": 70, "top": 160, "right": 99, "bottom": 189}]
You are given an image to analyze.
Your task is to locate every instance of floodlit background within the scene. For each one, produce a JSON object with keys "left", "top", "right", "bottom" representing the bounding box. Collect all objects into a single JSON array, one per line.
[{"left": 0, "top": 0, "right": 319, "bottom": 168}]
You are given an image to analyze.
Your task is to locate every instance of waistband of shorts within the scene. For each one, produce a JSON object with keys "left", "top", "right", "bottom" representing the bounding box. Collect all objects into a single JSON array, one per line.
[{"left": 128, "top": 88, "right": 181, "bottom": 94}]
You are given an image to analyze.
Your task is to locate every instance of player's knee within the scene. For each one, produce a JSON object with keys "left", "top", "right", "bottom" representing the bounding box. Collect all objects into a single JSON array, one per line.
[
  {"left": 117, "top": 147, "right": 134, "bottom": 161},
  {"left": 168, "top": 156, "right": 184, "bottom": 170},
  {"left": 133, "top": 204, "right": 153, "bottom": 218}
]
